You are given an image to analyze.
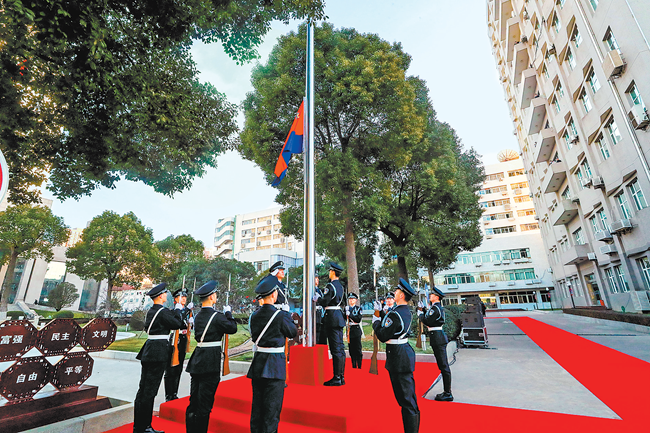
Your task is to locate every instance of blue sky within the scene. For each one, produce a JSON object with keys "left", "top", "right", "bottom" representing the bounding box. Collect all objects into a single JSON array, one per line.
[{"left": 50, "top": 0, "right": 518, "bottom": 248}]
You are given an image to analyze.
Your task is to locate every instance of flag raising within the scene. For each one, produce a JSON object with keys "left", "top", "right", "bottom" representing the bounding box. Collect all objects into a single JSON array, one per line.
[{"left": 272, "top": 100, "right": 305, "bottom": 186}]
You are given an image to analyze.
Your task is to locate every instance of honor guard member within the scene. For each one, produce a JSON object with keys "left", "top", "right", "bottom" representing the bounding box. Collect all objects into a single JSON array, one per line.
[
  {"left": 314, "top": 273, "right": 326, "bottom": 345},
  {"left": 417, "top": 286, "right": 453, "bottom": 402},
  {"left": 385, "top": 292, "right": 395, "bottom": 310},
  {"left": 185, "top": 281, "right": 237, "bottom": 433},
  {"left": 346, "top": 293, "right": 363, "bottom": 369},
  {"left": 247, "top": 275, "right": 298, "bottom": 433},
  {"left": 164, "top": 290, "right": 193, "bottom": 402},
  {"left": 133, "top": 283, "right": 184, "bottom": 433},
  {"left": 314, "top": 262, "right": 346, "bottom": 386},
  {"left": 269, "top": 261, "right": 289, "bottom": 308},
  {"left": 372, "top": 278, "right": 420, "bottom": 433}
]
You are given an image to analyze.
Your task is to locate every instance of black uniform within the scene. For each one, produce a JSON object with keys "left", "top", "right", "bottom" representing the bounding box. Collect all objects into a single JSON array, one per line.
[
  {"left": 133, "top": 305, "right": 183, "bottom": 433},
  {"left": 247, "top": 304, "right": 298, "bottom": 433},
  {"left": 164, "top": 305, "right": 192, "bottom": 401},
  {"left": 274, "top": 279, "right": 287, "bottom": 305},
  {"left": 372, "top": 304, "right": 420, "bottom": 433},
  {"left": 347, "top": 305, "right": 363, "bottom": 368},
  {"left": 317, "top": 280, "right": 346, "bottom": 380},
  {"left": 418, "top": 302, "right": 451, "bottom": 394},
  {"left": 314, "top": 287, "right": 326, "bottom": 345},
  {"left": 184, "top": 306, "right": 237, "bottom": 433}
]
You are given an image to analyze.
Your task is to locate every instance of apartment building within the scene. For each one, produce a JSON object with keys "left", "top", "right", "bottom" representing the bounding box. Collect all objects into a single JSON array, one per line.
[
  {"left": 487, "top": 0, "right": 650, "bottom": 312},
  {"left": 434, "top": 153, "right": 555, "bottom": 310},
  {"left": 214, "top": 206, "right": 303, "bottom": 272}
]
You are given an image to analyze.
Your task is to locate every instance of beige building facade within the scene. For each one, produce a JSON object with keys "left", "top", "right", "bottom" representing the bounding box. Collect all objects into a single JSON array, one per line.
[{"left": 487, "top": 0, "right": 650, "bottom": 312}]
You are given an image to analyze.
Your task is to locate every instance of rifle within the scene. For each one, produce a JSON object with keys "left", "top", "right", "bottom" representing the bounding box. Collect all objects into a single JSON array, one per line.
[
  {"left": 223, "top": 274, "right": 231, "bottom": 376},
  {"left": 345, "top": 288, "right": 350, "bottom": 344},
  {"left": 369, "top": 285, "right": 379, "bottom": 376},
  {"left": 171, "top": 328, "right": 180, "bottom": 367},
  {"left": 416, "top": 291, "right": 423, "bottom": 349}
]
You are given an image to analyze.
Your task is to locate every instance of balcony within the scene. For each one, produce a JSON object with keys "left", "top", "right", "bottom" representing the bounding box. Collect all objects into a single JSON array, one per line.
[
  {"left": 526, "top": 97, "right": 547, "bottom": 136},
  {"left": 542, "top": 161, "right": 567, "bottom": 193},
  {"left": 499, "top": 0, "right": 514, "bottom": 40},
  {"left": 534, "top": 128, "right": 557, "bottom": 163},
  {"left": 551, "top": 199, "right": 579, "bottom": 226},
  {"left": 519, "top": 68, "right": 538, "bottom": 109},
  {"left": 512, "top": 43, "right": 529, "bottom": 85},
  {"left": 562, "top": 244, "right": 592, "bottom": 266},
  {"left": 506, "top": 17, "right": 522, "bottom": 62},
  {"left": 594, "top": 230, "right": 614, "bottom": 242}
]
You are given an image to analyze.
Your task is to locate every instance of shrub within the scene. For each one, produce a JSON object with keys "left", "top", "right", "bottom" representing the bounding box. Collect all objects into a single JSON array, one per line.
[
  {"left": 54, "top": 310, "right": 75, "bottom": 319},
  {"left": 7, "top": 311, "right": 25, "bottom": 319},
  {"left": 130, "top": 310, "right": 146, "bottom": 331},
  {"left": 444, "top": 304, "right": 466, "bottom": 340}
]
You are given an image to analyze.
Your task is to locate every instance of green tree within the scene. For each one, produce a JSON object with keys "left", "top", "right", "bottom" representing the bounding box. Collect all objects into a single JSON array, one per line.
[
  {"left": 66, "top": 211, "right": 160, "bottom": 313},
  {"left": 47, "top": 282, "right": 79, "bottom": 311},
  {"left": 240, "top": 23, "right": 428, "bottom": 295},
  {"left": 0, "top": 205, "right": 70, "bottom": 312},
  {"left": 1, "top": 0, "right": 325, "bottom": 204},
  {"left": 154, "top": 234, "right": 204, "bottom": 289}
]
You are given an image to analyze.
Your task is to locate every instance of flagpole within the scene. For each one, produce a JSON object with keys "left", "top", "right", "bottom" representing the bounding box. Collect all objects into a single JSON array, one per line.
[{"left": 303, "top": 20, "right": 316, "bottom": 347}]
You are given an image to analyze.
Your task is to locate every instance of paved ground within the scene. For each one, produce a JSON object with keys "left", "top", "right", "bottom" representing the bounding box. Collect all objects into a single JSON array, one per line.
[{"left": 423, "top": 310, "right": 649, "bottom": 418}]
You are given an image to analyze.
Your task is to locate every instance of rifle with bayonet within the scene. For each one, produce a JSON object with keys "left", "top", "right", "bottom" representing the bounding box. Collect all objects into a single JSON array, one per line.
[
  {"left": 369, "top": 285, "right": 379, "bottom": 375},
  {"left": 223, "top": 274, "right": 231, "bottom": 376}
]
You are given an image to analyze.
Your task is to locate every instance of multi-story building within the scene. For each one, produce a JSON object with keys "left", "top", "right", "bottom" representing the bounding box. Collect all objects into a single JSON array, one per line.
[
  {"left": 214, "top": 206, "right": 303, "bottom": 273},
  {"left": 434, "top": 152, "right": 556, "bottom": 310},
  {"left": 487, "top": 0, "right": 650, "bottom": 312}
]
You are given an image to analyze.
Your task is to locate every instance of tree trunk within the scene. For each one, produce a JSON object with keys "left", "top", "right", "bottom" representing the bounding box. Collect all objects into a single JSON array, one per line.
[
  {"left": 397, "top": 255, "right": 409, "bottom": 281},
  {"left": 342, "top": 199, "right": 359, "bottom": 296},
  {"left": 0, "top": 250, "right": 19, "bottom": 313},
  {"left": 427, "top": 266, "right": 435, "bottom": 290},
  {"left": 106, "top": 278, "right": 114, "bottom": 317}
]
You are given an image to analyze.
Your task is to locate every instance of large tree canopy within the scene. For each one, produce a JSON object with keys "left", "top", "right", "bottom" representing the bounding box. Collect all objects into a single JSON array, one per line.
[
  {"left": 154, "top": 234, "right": 204, "bottom": 288},
  {"left": 66, "top": 210, "right": 160, "bottom": 310},
  {"left": 240, "top": 23, "right": 428, "bottom": 294},
  {"left": 0, "top": 204, "right": 69, "bottom": 312},
  {"left": 0, "top": 0, "right": 325, "bottom": 203}
]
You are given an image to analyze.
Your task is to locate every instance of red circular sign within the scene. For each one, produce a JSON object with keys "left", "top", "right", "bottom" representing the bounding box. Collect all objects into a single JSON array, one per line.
[
  {"left": 0, "top": 356, "right": 51, "bottom": 401},
  {"left": 0, "top": 320, "right": 37, "bottom": 362},
  {"left": 51, "top": 352, "right": 94, "bottom": 390},
  {"left": 0, "top": 148, "right": 8, "bottom": 204},
  {"left": 80, "top": 318, "right": 117, "bottom": 352},
  {"left": 36, "top": 319, "right": 82, "bottom": 356}
]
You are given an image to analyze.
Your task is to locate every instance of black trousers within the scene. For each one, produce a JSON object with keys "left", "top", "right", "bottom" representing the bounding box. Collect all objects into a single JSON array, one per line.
[
  {"left": 133, "top": 361, "right": 166, "bottom": 433},
  {"left": 250, "top": 378, "right": 285, "bottom": 433},
  {"left": 348, "top": 326, "right": 363, "bottom": 368},
  {"left": 388, "top": 370, "right": 420, "bottom": 418},
  {"left": 326, "top": 325, "right": 345, "bottom": 376},
  {"left": 185, "top": 372, "right": 220, "bottom": 433},
  {"left": 430, "top": 335, "right": 452, "bottom": 393},
  {"left": 164, "top": 340, "right": 187, "bottom": 398},
  {"left": 316, "top": 323, "right": 327, "bottom": 345}
]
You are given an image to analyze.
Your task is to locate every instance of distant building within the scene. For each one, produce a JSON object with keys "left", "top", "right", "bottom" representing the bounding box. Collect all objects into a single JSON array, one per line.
[{"left": 433, "top": 152, "right": 555, "bottom": 310}]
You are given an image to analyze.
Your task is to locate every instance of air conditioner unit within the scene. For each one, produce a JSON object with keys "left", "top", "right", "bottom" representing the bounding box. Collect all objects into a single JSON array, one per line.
[
  {"left": 628, "top": 105, "right": 650, "bottom": 130},
  {"left": 507, "top": 282, "right": 515, "bottom": 286},
  {"left": 548, "top": 267, "right": 554, "bottom": 273},
  {"left": 525, "top": 281, "right": 534, "bottom": 285},
  {"left": 502, "top": 260, "right": 511, "bottom": 264},
  {"left": 521, "top": 36, "right": 528, "bottom": 43},
  {"left": 587, "top": 252, "right": 597, "bottom": 261},
  {"left": 594, "top": 230, "right": 613, "bottom": 242},
  {"left": 494, "top": 261, "right": 502, "bottom": 266},
  {"left": 484, "top": 221, "right": 490, "bottom": 226},
  {"left": 569, "top": 134, "right": 579, "bottom": 143},
  {"left": 592, "top": 176, "right": 605, "bottom": 189},
  {"left": 580, "top": 177, "right": 593, "bottom": 188},
  {"left": 267, "top": 220, "right": 271, "bottom": 225},
  {"left": 449, "top": 263, "right": 456, "bottom": 269},
  {"left": 502, "top": 191, "right": 509, "bottom": 196},
  {"left": 475, "top": 263, "right": 482, "bottom": 268},
  {"left": 529, "top": 193, "right": 534, "bottom": 198},
  {"left": 602, "top": 49, "right": 625, "bottom": 79},
  {"left": 280, "top": 237, "right": 286, "bottom": 243},
  {"left": 489, "top": 282, "right": 497, "bottom": 287},
  {"left": 600, "top": 244, "right": 617, "bottom": 255},
  {"left": 610, "top": 218, "right": 633, "bottom": 233}
]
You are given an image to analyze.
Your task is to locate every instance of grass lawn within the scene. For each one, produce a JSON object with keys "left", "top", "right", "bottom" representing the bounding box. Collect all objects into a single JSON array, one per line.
[{"left": 108, "top": 324, "right": 250, "bottom": 354}]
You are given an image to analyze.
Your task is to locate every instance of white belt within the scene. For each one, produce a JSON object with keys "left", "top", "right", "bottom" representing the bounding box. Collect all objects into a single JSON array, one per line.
[
  {"left": 325, "top": 306, "right": 340, "bottom": 310},
  {"left": 386, "top": 338, "right": 409, "bottom": 345},
  {"left": 147, "top": 335, "right": 169, "bottom": 340},
  {"left": 196, "top": 341, "right": 222, "bottom": 348},
  {"left": 350, "top": 322, "right": 361, "bottom": 326},
  {"left": 427, "top": 326, "right": 443, "bottom": 331},
  {"left": 254, "top": 346, "right": 285, "bottom": 353}
]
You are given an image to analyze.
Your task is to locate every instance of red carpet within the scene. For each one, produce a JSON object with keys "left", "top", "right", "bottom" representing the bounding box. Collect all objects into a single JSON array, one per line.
[{"left": 105, "top": 318, "right": 649, "bottom": 432}]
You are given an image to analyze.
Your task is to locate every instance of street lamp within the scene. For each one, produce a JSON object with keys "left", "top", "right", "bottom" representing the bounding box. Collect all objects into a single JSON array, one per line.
[{"left": 567, "top": 282, "right": 576, "bottom": 309}]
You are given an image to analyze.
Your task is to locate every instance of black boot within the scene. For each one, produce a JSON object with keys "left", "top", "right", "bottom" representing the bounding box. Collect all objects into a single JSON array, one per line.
[
  {"left": 435, "top": 391, "right": 454, "bottom": 402},
  {"left": 324, "top": 357, "right": 339, "bottom": 386},
  {"left": 144, "top": 426, "right": 164, "bottom": 433},
  {"left": 339, "top": 356, "right": 345, "bottom": 385},
  {"left": 185, "top": 411, "right": 194, "bottom": 433},
  {"left": 402, "top": 413, "right": 420, "bottom": 433},
  {"left": 196, "top": 414, "right": 211, "bottom": 433}
]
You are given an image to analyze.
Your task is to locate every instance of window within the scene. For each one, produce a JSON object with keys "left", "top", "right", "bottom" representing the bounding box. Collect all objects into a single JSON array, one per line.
[
  {"left": 628, "top": 179, "right": 648, "bottom": 210},
  {"left": 597, "top": 209, "right": 610, "bottom": 232},
  {"left": 580, "top": 89, "right": 592, "bottom": 113},
  {"left": 571, "top": 26, "right": 582, "bottom": 47},
  {"left": 604, "top": 29, "right": 620, "bottom": 52},
  {"left": 566, "top": 48, "right": 576, "bottom": 70},
  {"left": 552, "top": 14, "right": 561, "bottom": 34},
  {"left": 521, "top": 223, "right": 539, "bottom": 231},
  {"left": 556, "top": 82, "right": 565, "bottom": 98},
  {"left": 563, "top": 130, "right": 572, "bottom": 150},
  {"left": 587, "top": 70, "right": 601, "bottom": 93},
  {"left": 553, "top": 97, "right": 561, "bottom": 113},
  {"left": 514, "top": 195, "right": 532, "bottom": 203},
  {"left": 589, "top": 0, "right": 599, "bottom": 11},
  {"left": 479, "top": 185, "right": 508, "bottom": 195},
  {"left": 568, "top": 119, "right": 578, "bottom": 137},
  {"left": 561, "top": 186, "right": 571, "bottom": 200},
  {"left": 628, "top": 83, "right": 647, "bottom": 110},
  {"left": 574, "top": 228, "right": 585, "bottom": 245},
  {"left": 517, "top": 209, "right": 536, "bottom": 216},
  {"left": 493, "top": 226, "right": 516, "bottom": 234},
  {"left": 508, "top": 169, "right": 524, "bottom": 177},
  {"left": 617, "top": 192, "right": 633, "bottom": 219},
  {"left": 581, "top": 159, "right": 592, "bottom": 178},
  {"left": 480, "top": 198, "right": 510, "bottom": 208},
  {"left": 558, "top": 0, "right": 566, "bottom": 7},
  {"left": 637, "top": 257, "right": 650, "bottom": 290},
  {"left": 605, "top": 268, "right": 619, "bottom": 293},
  {"left": 614, "top": 266, "right": 630, "bottom": 292},
  {"left": 596, "top": 136, "right": 610, "bottom": 160},
  {"left": 606, "top": 119, "right": 622, "bottom": 144},
  {"left": 485, "top": 173, "right": 504, "bottom": 182},
  {"left": 511, "top": 181, "right": 528, "bottom": 189},
  {"left": 542, "top": 64, "right": 550, "bottom": 80},
  {"left": 589, "top": 216, "right": 599, "bottom": 235}
]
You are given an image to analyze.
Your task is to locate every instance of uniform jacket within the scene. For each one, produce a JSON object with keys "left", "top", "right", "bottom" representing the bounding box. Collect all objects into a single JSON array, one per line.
[
  {"left": 274, "top": 278, "right": 288, "bottom": 305},
  {"left": 170, "top": 306, "right": 192, "bottom": 356},
  {"left": 247, "top": 304, "right": 297, "bottom": 380},
  {"left": 418, "top": 302, "right": 448, "bottom": 347},
  {"left": 347, "top": 305, "right": 363, "bottom": 338},
  {"left": 314, "top": 287, "right": 324, "bottom": 326},
  {"left": 317, "top": 280, "right": 345, "bottom": 328},
  {"left": 186, "top": 306, "right": 238, "bottom": 375},
  {"left": 372, "top": 304, "right": 415, "bottom": 373},
  {"left": 136, "top": 304, "right": 183, "bottom": 362}
]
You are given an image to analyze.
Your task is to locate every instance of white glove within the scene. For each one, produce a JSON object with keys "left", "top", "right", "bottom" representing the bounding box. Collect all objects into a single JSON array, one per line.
[
  {"left": 417, "top": 310, "right": 424, "bottom": 317},
  {"left": 223, "top": 305, "right": 231, "bottom": 313},
  {"left": 187, "top": 302, "right": 194, "bottom": 310},
  {"left": 372, "top": 315, "right": 381, "bottom": 324},
  {"left": 417, "top": 301, "right": 424, "bottom": 309},
  {"left": 174, "top": 303, "right": 183, "bottom": 310},
  {"left": 373, "top": 301, "right": 381, "bottom": 311},
  {"left": 312, "top": 294, "right": 321, "bottom": 302},
  {"left": 383, "top": 304, "right": 389, "bottom": 312},
  {"left": 282, "top": 304, "right": 290, "bottom": 312},
  {"left": 188, "top": 316, "right": 194, "bottom": 325},
  {"left": 345, "top": 306, "right": 350, "bottom": 315}
]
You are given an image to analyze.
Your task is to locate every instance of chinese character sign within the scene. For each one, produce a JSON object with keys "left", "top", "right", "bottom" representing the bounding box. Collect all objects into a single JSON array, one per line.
[
  {"left": 0, "top": 320, "right": 38, "bottom": 362},
  {"left": 36, "top": 319, "right": 81, "bottom": 356},
  {"left": 0, "top": 357, "right": 51, "bottom": 401},
  {"left": 51, "top": 352, "right": 94, "bottom": 390},
  {"left": 80, "top": 318, "right": 117, "bottom": 352}
]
